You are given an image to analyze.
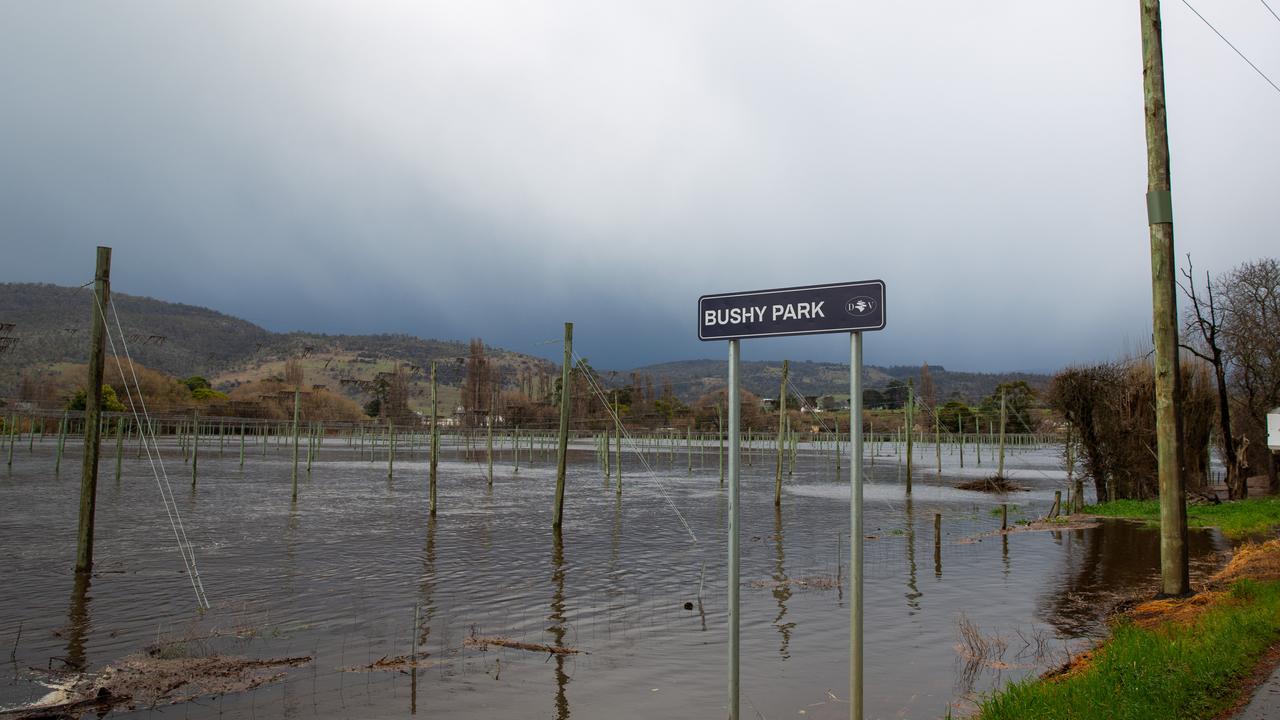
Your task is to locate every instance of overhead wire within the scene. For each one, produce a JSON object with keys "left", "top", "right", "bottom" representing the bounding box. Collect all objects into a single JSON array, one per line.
[
  {"left": 1179, "top": 0, "right": 1280, "bottom": 95},
  {"left": 571, "top": 349, "right": 700, "bottom": 547},
  {"left": 1262, "top": 0, "right": 1280, "bottom": 24},
  {"left": 88, "top": 287, "right": 209, "bottom": 609}
]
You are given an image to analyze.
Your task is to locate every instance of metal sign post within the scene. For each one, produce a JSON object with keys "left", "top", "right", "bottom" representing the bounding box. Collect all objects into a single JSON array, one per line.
[
  {"left": 699, "top": 280, "right": 885, "bottom": 720},
  {"left": 727, "top": 338, "right": 741, "bottom": 720},
  {"left": 849, "top": 331, "right": 864, "bottom": 720}
]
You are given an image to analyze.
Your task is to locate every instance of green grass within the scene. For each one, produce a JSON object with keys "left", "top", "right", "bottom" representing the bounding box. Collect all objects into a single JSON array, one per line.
[
  {"left": 974, "top": 579, "right": 1280, "bottom": 719},
  {"left": 1085, "top": 496, "right": 1280, "bottom": 540}
]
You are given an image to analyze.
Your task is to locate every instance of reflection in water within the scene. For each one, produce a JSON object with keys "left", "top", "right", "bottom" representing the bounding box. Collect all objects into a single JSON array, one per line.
[
  {"left": 414, "top": 515, "right": 438, "bottom": 715},
  {"left": 933, "top": 512, "right": 942, "bottom": 579},
  {"left": 904, "top": 496, "right": 920, "bottom": 613},
  {"left": 772, "top": 507, "right": 794, "bottom": 660},
  {"left": 550, "top": 528, "right": 570, "bottom": 720},
  {"left": 284, "top": 501, "right": 301, "bottom": 598},
  {"left": 610, "top": 495, "right": 621, "bottom": 576},
  {"left": 63, "top": 573, "right": 92, "bottom": 672},
  {"left": 1036, "top": 520, "right": 1229, "bottom": 637}
]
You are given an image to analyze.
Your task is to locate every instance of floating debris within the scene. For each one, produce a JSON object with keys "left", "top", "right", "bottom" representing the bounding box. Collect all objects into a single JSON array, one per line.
[
  {"left": 343, "top": 653, "right": 443, "bottom": 673},
  {"left": 4, "top": 654, "right": 310, "bottom": 718},
  {"left": 956, "top": 476, "right": 1026, "bottom": 493},
  {"left": 463, "top": 635, "right": 583, "bottom": 655},
  {"left": 748, "top": 575, "right": 841, "bottom": 591}
]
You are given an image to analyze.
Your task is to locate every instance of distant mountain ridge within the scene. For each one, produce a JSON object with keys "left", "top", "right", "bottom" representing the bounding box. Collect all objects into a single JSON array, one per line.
[
  {"left": 619, "top": 359, "right": 1049, "bottom": 404},
  {"left": 0, "top": 283, "right": 1049, "bottom": 405},
  {"left": 0, "top": 283, "right": 553, "bottom": 397}
]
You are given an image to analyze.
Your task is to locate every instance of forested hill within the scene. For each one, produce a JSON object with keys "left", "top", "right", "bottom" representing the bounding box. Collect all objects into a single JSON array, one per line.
[
  {"left": 0, "top": 283, "right": 1049, "bottom": 405},
  {"left": 623, "top": 359, "right": 1050, "bottom": 405},
  {"left": 0, "top": 283, "right": 550, "bottom": 394}
]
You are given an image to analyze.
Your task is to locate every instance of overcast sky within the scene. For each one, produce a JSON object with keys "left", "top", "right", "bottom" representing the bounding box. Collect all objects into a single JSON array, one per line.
[{"left": 1, "top": 2, "right": 1276, "bottom": 372}]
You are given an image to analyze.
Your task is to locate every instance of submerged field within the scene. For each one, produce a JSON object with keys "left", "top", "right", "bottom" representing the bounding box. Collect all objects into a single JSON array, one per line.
[{"left": 0, "top": 431, "right": 1232, "bottom": 719}]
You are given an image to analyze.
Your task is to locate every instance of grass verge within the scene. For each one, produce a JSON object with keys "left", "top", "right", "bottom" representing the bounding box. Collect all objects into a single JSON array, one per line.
[
  {"left": 1085, "top": 496, "right": 1280, "bottom": 540},
  {"left": 970, "top": 540, "right": 1280, "bottom": 720}
]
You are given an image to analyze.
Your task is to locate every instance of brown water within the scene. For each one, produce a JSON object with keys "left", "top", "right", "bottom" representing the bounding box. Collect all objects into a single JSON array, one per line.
[{"left": 0, "top": 436, "right": 1228, "bottom": 719}]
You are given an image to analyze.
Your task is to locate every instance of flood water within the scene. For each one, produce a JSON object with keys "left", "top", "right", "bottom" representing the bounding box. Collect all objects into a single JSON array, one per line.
[{"left": 0, "top": 434, "right": 1230, "bottom": 719}]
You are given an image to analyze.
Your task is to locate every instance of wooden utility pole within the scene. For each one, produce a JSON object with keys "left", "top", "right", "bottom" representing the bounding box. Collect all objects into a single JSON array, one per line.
[
  {"left": 553, "top": 322, "right": 572, "bottom": 529},
  {"left": 75, "top": 246, "right": 110, "bottom": 575},
  {"left": 775, "top": 360, "right": 788, "bottom": 506},
  {"left": 1141, "top": 0, "right": 1189, "bottom": 596}
]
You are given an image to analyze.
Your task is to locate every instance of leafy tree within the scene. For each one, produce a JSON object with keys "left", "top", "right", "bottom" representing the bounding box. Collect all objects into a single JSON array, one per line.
[
  {"left": 66, "top": 385, "right": 126, "bottom": 412},
  {"left": 936, "top": 400, "right": 974, "bottom": 432},
  {"left": 881, "top": 379, "right": 909, "bottom": 409},
  {"left": 979, "top": 381, "right": 1036, "bottom": 433},
  {"left": 191, "top": 387, "right": 228, "bottom": 402},
  {"left": 364, "top": 397, "right": 382, "bottom": 418},
  {"left": 183, "top": 376, "right": 211, "bottom": 392},
  {"left": 653, "top": 396, "right": 688, "bottom": 423}
]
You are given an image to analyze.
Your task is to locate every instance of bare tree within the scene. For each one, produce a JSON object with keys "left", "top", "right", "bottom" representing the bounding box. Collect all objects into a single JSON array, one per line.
[
  {"left": 1219, "top": 258, "right": 1280, "bottom": 492},
  {"left": 918, "top": 362, "right": 937, "bottom": 427},
  {"left": 283, "top": 358, "right": 305, "bottom": 388},
  {"left": 462, "top": 338, "right": 493, "bottom": 427},
  {"left": 1178, "top": 254, "right": 1242, "bottom": 497},
  {"left": 383, "top": 363, "right": 412, "bottom": 422}
]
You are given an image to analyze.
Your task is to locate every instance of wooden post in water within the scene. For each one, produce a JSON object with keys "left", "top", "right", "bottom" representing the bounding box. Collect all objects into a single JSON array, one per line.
[
  {"left": 76, "top": 245, "right": 111, "bottom": 575},
  {"left": 680, "top": 422, "right": 691, "bottom": 474},
  {"left": 905, "top": 382, "right": 914, "bottom": 493},
  {"left": 718, "top": 403, "right": 725, "bottom": 486},
  {"left": 1001, "top": 503, "right": 1008, "bottom": 531},
  {"left": 935, "top": 411, "right": 941, "bottom": 475},
  {"left": 291, "top": 389, "right": 301, "bottom": 501},
  {"left": 7, "top": 414, "right": 17, "bottom": 469},
  {"left": 239, "top": 422, "right": 245, "bottom": 469},
  {"left": 388, "top": 423, "right": 396, "bottom": 480},
  {"left": 487, "top": 389, "right": 494, "bottom": 486},
  {"left": 430, "top": 361, "right": 439, "bottom": 515},
  {"left": 191, "top": 411, "right": 199, "bottom": 487},
  {"left": 552, "top": 322, "right": 572, "bottom": 529},
  {"left": 934, "top": 512, "right": 942, "bottom": 577},
  {"left": 835, "top": 415, "right": 842, "bottom": 472},
  {"left": 56, "top": 415, "right": 66, "bottom": 475},
  {"left": 788, "top": 416, "right": 796, "bottom": 476},
  {"left": 614, "top": 397, "right": 622, "bottom": 495},
  {"left": 977, "top": 414, "right": 985, "bottom": 466},
  {"left": 997, "top": 390, "right": 1007, "bottom": 479},
  {"left": 775, "top": 359, "right": 788, "bottom": 506}
]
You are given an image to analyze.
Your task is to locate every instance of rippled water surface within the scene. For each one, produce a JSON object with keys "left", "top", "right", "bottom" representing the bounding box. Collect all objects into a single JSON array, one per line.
[{"left": 0, "top": 434, "right": 1229, "bottom": 719}]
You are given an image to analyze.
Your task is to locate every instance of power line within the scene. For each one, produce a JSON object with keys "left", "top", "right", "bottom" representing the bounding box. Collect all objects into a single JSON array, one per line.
[
  {"left": 1179, "top": 0, "right": 1280, "bottom": 96},
  {"left": 1261, "top": 0, "right": 1280, "bottom": 25}
]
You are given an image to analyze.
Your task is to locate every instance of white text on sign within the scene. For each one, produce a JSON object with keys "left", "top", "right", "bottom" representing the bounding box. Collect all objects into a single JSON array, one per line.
[{"left": 704, "top": 302, "right": 825, "bottom": 327}]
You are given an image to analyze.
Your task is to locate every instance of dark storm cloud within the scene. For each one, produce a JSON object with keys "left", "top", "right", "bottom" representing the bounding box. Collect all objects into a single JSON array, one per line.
[{"left": 1, "top": 1, "right": 1276, "bottom": 370}]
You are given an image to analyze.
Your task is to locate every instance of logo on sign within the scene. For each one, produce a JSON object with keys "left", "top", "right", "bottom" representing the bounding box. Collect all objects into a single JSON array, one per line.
[{"left": 845, "top": 297, "right": 876, "bottom": 316}]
